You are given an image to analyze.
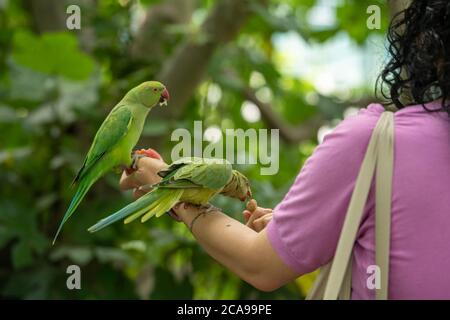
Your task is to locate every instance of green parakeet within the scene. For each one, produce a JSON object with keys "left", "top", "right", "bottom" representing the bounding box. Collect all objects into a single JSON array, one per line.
[
  {"left": 54, "top": 81, "right": 170, "bottom": 244},
  {"left": 88, "top": 157, "right": 252, "bottom": 232}
]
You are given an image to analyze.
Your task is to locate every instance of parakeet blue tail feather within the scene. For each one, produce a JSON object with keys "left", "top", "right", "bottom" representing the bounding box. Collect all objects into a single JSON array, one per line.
[{"left": 87, "top": 189, "right": 163, "bottom": 233}]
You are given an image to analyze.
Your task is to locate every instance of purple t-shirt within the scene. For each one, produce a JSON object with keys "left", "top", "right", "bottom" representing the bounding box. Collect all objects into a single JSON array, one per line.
[{"left": 267, "top": 102, "right": 450, "bottom": 299}]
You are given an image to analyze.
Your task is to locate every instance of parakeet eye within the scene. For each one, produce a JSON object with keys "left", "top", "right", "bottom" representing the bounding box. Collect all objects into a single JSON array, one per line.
[{"left": 153, "top": 88, "right": 158, "bottom": 92}]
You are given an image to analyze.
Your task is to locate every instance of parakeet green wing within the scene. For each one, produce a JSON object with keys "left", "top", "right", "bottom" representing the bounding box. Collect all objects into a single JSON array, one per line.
[
  {"left": 173, "top": 162, "right": 232, "bottom": 190},
  {"left": 73, "top": 107, "right": 133, "bottom": 184}
]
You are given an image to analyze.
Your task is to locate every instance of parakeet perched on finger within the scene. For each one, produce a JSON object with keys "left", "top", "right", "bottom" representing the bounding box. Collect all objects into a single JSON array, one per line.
[
  {"left": 88, "top": 157, "right": 252, "bottom": 233},
  {"left": 53, "top": 81, "right": 170, "bottom": 244}
]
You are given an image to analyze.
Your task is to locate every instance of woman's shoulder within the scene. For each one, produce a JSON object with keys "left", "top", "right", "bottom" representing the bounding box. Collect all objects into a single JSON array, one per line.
[
  {"left": 358, "top": 103, "right": 386, "bottom": 116},
  {"left": 321, "top": 103, "right": 385, "bottom": 148}
]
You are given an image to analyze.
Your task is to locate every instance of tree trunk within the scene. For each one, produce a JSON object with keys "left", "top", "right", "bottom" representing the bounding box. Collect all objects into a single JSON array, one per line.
[{"left": 23, "top": 0, "right": 66, "bottom": 33}]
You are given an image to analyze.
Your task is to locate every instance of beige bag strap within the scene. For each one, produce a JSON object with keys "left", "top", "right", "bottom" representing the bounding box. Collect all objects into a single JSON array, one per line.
[
  {"left": 306, "top": 111, "right": 394, "bottom": 300},
  {"left": 375, "top": 112, "right": 394, "bottom": 300}
]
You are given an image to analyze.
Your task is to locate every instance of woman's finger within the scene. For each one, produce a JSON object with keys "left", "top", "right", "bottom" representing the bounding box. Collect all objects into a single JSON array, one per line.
[
  {"left": 252, "top": 218, "right": 263, "bottom": 232},
  {"left": 246, "top": 211, "right": 260, "bottom": 228},
  {"left": 245, "top": 207, "right": 272, "bottom": 227},
  {"left": 253, "top": 214, "right": 273, "bottom": 231},
  {"left": 120, "top": 170, "right": 140, "bottom": 190},
  {"left": 243, "top": 210, "right": 251, "bottom": 222},
  {"left": 120, "top": 157, "right": 168, "bottom": 190},
  {"left": 246, "top": 199, "right": 258, "bottom": 212},
  {"left": 252, "top": 213, "right": 273, "bottom": 232}
]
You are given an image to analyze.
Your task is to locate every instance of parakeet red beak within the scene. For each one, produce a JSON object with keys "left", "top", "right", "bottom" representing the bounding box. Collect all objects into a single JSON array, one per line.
[
  {"left": 240, "top": 191, "right": 252, "bottom": 202},
  {"left": 159, "top": 88, "right": 170, "bottom": 107}
]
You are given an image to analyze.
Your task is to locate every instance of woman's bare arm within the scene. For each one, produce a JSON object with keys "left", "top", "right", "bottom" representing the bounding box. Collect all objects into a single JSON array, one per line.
[
  {"left": 120, "top": 157, "right": 299, "bottom": 291},
  {"left": 172, "top": 204, "right": 298, "bottom": 291}
]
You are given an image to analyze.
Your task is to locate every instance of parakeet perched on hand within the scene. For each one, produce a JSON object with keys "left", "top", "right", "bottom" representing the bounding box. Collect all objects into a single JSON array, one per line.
[
  {"left": 88, "top": 157, "right": 252, "bottom": 232},
  {"left": 53, "top": 81, "right": 170, "bottom": 244}
]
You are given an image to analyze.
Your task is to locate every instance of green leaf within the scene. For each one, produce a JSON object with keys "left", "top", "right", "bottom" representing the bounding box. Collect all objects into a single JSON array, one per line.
[
  {"left": 12, "top": 31, "right": 95, "bottom": 80},
  {"left": 12, "top": 241, "right": 33, "bottom": 269},
  {"left": 50, "top": 246, "right": 94, "bottom": 266},
  {"left": 8, "top": 62, "right": 50, "bottom": 102},
  {"left": 150, "top": 267, "right": 193, "bottom": 299},
  {"left": 95, "top": 247, "right": 131, "bottom": 264},
  {"left": 140, "top": 0, "right": 163, "bottom": 6}
]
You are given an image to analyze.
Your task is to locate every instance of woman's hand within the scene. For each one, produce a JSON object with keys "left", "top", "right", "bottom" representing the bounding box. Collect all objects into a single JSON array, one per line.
[
  {"left": 119, "top": 157, "right": 169, "bottom": 199},
  {"left": 243, "top": 204, "right": 273, "bottom": 232}
]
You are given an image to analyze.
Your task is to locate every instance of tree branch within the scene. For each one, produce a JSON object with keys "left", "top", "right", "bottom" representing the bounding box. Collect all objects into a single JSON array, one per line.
[
  {"left": 241, "top": 84, "right": 380, "bottom": 144},
  {"left": 242, "top": 88, "right": 324, "bottom": 144},
  {"left": 130, "top": 0, "right": 198, "bottom": 61},
  {"left": 152, "top": 0, "right": 266, "bottom": 119}
]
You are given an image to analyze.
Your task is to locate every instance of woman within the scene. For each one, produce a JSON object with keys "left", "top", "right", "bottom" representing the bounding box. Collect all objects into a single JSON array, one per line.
[{"left": 120, "top": 1, "right": 450, "bottom": 299}]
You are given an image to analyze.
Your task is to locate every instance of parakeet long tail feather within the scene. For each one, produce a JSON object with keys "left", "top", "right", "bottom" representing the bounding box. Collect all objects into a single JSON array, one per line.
[
  {"left": 53, "top": 180, "right": 93, "bottom": 245},
  {"left": 88, "top": 188, "right": 182, "bottom": 233},
  {"left": 87, "top": 189, "right": 162, "bottom": 233}
]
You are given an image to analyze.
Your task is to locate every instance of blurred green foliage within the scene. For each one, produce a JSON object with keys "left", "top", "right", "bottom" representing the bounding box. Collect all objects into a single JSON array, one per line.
[{"left": 0, "top": 0, "right": 387, "bottom": 299}]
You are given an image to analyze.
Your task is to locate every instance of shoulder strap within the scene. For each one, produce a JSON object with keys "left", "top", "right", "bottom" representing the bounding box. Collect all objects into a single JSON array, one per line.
[
  {"left": 307, "top": 111, "right": 394, "bottom": 300},
  {"left": 375, "top": 111, "right": 394, "bottom": 300}
]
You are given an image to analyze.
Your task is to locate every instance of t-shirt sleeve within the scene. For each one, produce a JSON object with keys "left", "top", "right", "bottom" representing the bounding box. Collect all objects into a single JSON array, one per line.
[{"left": 266, "top": 105, "right": 383, "bottom": 275}]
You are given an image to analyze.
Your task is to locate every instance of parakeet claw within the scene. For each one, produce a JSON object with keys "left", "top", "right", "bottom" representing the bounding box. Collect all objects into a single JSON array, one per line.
[
  {"left": 125, "top": 167, "right": 136, "bottom": 175},
  {"left": 166, "top": 209, "right": 182, "bottom": 222},
  {"left": 125, "top": 152, "right": 145, "bottom": 174}
]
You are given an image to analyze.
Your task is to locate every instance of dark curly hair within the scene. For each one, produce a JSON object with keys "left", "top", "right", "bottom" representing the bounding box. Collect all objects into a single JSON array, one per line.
[{"left": 378, "top": 0, "right": 450, "bottom": 114}]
